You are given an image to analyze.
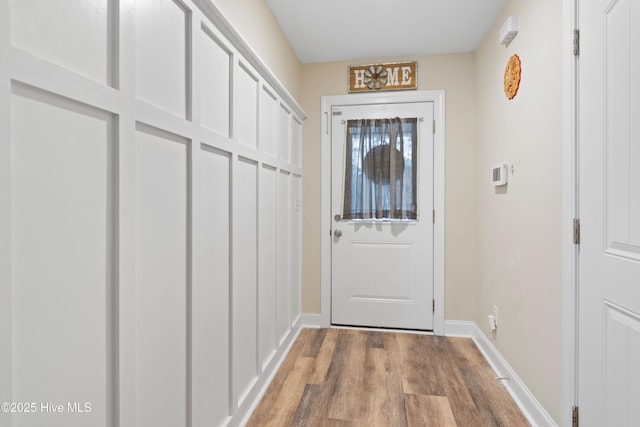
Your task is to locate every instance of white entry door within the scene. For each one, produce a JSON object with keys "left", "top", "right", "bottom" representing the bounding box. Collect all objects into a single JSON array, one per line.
[
  {"left": 331, "top": 102, "right": 434, "bottom": 330},
  {"left": 578, "top": 0, "right": 640, "bottom": 424}
]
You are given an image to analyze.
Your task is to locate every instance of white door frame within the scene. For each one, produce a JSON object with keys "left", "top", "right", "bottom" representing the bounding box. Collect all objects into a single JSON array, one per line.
[
  {"left": 320, "top": 90, "right": 445, "bottom": 335},
  {"left": 562, "top": 0, "right": 579, "bottom": 425}
]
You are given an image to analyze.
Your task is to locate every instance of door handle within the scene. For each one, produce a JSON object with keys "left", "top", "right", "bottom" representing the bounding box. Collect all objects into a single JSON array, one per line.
[{"left": 333, "top": 229, "right": 343, "bottom": 238}]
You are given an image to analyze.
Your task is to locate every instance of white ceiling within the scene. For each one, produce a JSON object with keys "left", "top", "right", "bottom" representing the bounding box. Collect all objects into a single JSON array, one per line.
[{"left": 265, "top": 0, "right": 507, "bottom": 64}]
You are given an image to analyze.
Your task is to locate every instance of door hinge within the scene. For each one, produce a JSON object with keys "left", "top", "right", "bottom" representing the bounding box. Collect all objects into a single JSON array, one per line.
[
  {"left": 433, "top": 119, "right": 436, "bottom": 134},
  {"left": 433, "top": 299, "right": 435, "bottom": 313},
  {"left": 572, "top": 406, "right": 579, "bottom": 427},
  {"left": 573, "top": 218, "right": 580, "bottom": 245},
  {"left": 432, "top": 209, "right": 435, "bottom": 224},
  {"left": 573, "top": 29, "right": 580, "bottom": 56}
]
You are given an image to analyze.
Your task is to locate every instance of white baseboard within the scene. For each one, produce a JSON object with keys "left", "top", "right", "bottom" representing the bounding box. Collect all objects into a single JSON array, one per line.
[
  {"left": 445, "top": 320, "right": 557, "bottom": 427},
  {"left": 299, "top": 313, "right": 322, "bottom": 328},
  {"left": 228, "top": 314, "right": 319, "bottom": 426},
  {"left": 444, "top": 319, "right": 476, "bottom": 337},
  {"left": 227, "top": 318, "right": 305, "bottom": 427}
]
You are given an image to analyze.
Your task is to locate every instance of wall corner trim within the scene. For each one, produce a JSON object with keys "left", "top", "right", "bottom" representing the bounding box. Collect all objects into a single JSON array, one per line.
[{"left": 445, "top": 320, "right": 558, "bottom": 427}]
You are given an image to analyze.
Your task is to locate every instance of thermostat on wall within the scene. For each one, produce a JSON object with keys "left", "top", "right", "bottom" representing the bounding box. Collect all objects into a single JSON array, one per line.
[{"left": 492, "top": 163, "right": 508, "bottom": 186}]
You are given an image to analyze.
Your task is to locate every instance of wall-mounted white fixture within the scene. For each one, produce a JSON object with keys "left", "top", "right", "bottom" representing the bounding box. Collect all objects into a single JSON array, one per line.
[
  {"left": 488, "top": 315, "right": 497, "bottom": 331},
  {"left": 493, "top": 305, "right": 499, "bottom": 327},
  {"left": 492, "top": 163, "right": 508, "bottom": 186},
  {"left": 499, "top": 15, "right": 519, "bottom": 46}
]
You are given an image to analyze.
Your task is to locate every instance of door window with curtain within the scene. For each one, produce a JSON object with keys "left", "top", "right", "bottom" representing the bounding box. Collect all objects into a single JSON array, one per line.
[{"left": 342, "top": 117, "right": 418, "bottom": 220}]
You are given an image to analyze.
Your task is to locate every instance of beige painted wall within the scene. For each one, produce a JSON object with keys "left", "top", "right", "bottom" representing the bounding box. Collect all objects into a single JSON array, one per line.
[
  {"left": 212, "top": 0, "right": 302, "bottom": 99},
  {"left": 299, "top": 54, "right": 478, "bottom": 321},
  {"left": 474, "top": 0, "right": 563, "bottom": 422},
  {"left": 213, "top": 0, "right": 563, "bottom": 421}
]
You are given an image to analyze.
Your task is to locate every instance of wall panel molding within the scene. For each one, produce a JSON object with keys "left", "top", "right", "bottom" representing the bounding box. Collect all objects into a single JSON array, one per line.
[
  {"left": 2, "top": 0, "right": 305, "bottom": 426},
  {"left": 0, "top": 0, "right": 12, "bottom": 408},
  {"left": 10, "top": 81, "right": 117, "bottom": 427},
  {"left": 192, "top": 0, "right": 305, "bottom": 120}
]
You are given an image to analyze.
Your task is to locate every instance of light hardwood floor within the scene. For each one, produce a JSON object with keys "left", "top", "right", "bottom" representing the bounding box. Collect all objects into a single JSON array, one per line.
[{"left": 247, "top": 328, "right": 530, "bottom": 427}]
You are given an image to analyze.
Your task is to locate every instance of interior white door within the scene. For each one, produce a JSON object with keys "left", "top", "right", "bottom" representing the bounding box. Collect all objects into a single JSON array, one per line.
[
  {"left": 578, "top": 0, "right": 640, "bottom": 424},
  {"left": 331, "top": 102, "right": 434, "bottom": 330}
]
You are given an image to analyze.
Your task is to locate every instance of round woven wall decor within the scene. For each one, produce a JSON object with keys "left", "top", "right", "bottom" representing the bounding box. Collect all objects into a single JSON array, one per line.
[{"left": 503, "top": 54, "right": 521, "bottom": 100}]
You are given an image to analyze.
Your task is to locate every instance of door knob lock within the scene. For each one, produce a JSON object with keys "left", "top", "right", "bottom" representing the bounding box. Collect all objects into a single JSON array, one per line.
[{"left": 333, "top": 229, "right": 343, "bottom": 238}]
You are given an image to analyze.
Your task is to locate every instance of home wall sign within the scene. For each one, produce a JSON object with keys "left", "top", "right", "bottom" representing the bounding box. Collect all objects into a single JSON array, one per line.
[{"left": 348, "top": 61, "right": 418, "bottom": 93}]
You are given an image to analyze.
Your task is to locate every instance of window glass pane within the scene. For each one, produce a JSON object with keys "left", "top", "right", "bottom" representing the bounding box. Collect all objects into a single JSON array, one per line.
[{"left": 343, "top": 117, "right": 417, "bottom": 220}]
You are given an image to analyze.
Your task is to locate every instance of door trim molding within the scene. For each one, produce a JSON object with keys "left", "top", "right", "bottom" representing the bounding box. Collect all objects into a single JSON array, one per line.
[
  {"left": 320, "top": 90, "right": 445, "bottom": 335},
  {"left": 562, "top": 0, "right": 578, "bottom": 425}
]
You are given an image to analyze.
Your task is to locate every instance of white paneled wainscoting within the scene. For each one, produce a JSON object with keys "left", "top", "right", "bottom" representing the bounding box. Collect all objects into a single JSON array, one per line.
[{"left": 0, "top": 1, "right": 305, "bottom": 426}]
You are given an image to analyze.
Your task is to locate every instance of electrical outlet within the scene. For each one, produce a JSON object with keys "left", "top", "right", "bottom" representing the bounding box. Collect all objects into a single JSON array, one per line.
[{"left": 492, "top": 305, "right": 498, "bottom": 327}]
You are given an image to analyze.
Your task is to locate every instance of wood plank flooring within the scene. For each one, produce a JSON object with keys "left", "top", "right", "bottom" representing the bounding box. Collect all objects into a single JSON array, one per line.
[{"left": 247, "top": 328, "right": 530, "bottom": 427}]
